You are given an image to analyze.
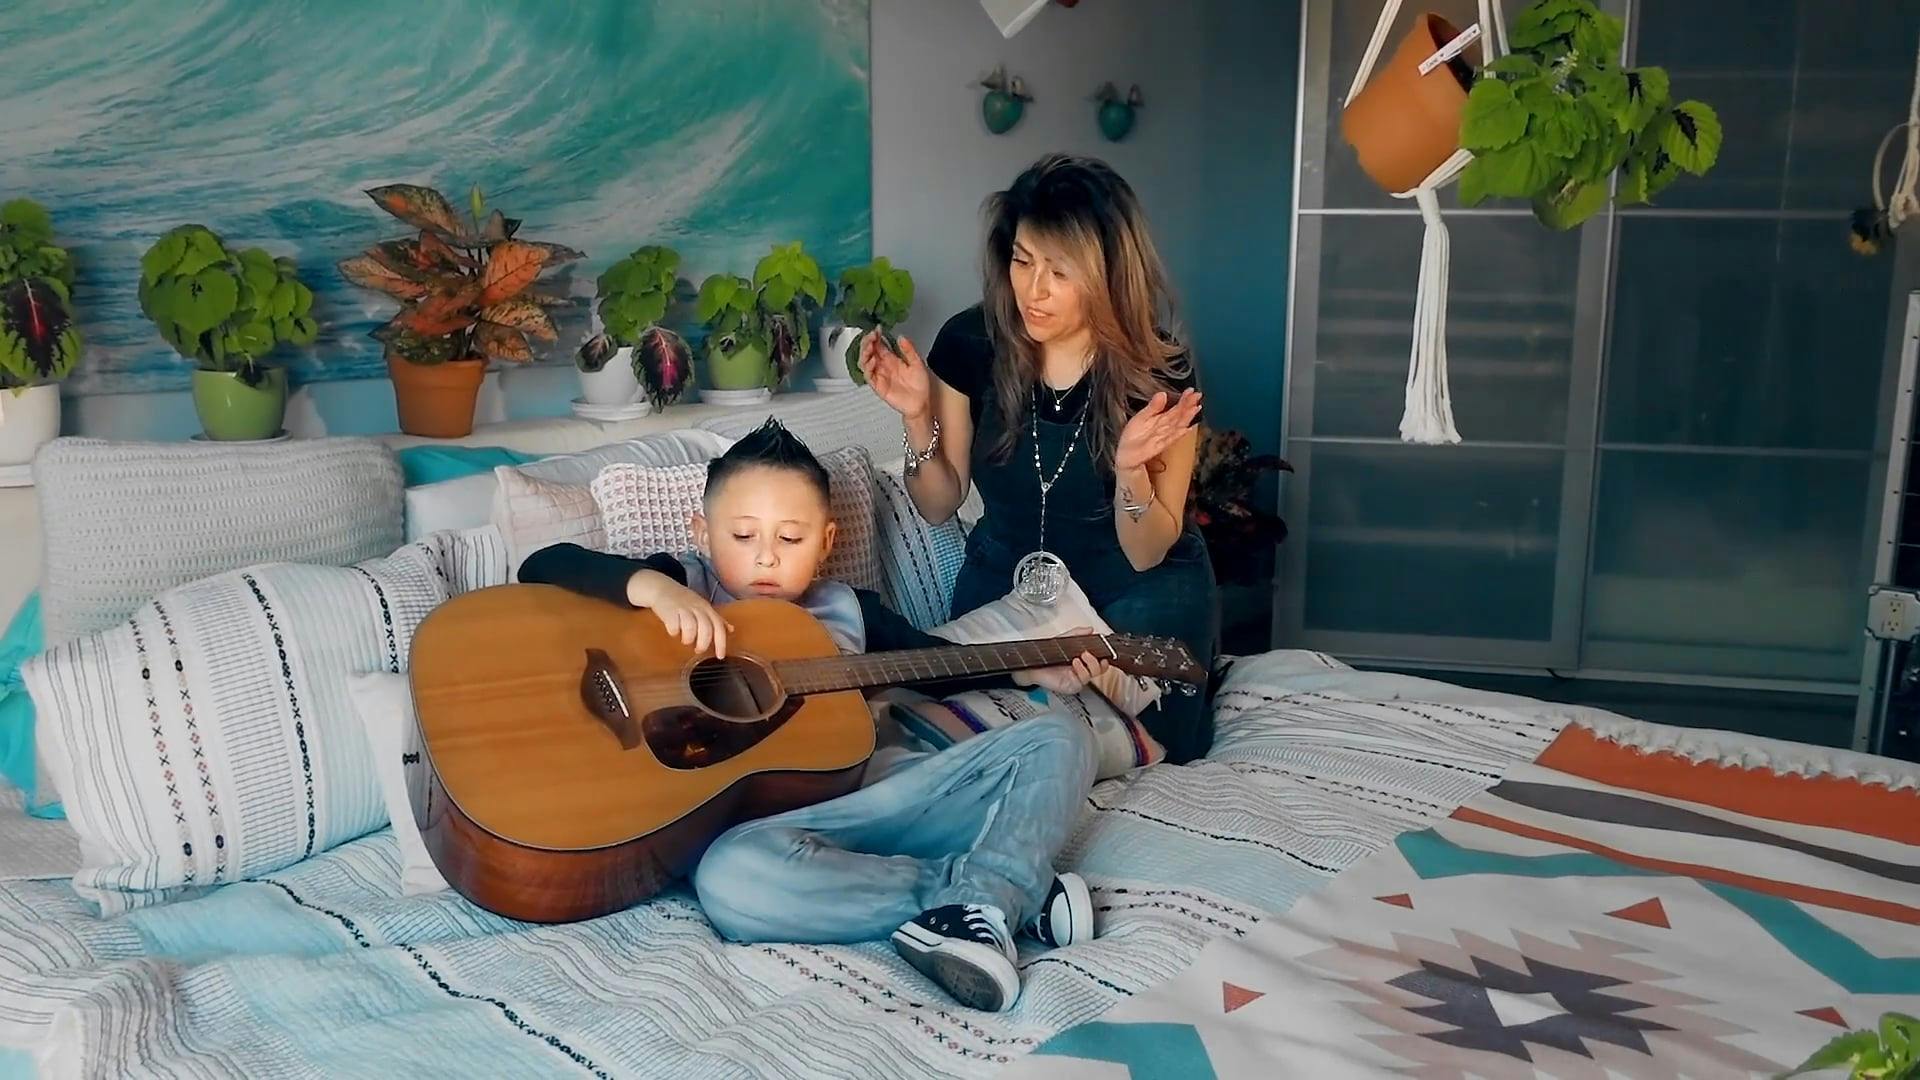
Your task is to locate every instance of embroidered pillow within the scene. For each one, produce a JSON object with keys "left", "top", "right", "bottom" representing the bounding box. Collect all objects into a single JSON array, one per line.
[
  {"left": 20, "top": 530, "right": 504, "bottom": 915},
  {"left": 868, "top": 468, "right": 969, "bottom": 631},
  {"left": 879, "top": 684, "right": 1164, "bottom": 780},
  {"left": 590, "top": 446, "right": 883, "bottom": 594}
]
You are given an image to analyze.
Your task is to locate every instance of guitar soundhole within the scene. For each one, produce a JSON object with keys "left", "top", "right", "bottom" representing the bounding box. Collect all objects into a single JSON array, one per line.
[{"left": 687, "top": 656, "right": 778, "bottom": 719}]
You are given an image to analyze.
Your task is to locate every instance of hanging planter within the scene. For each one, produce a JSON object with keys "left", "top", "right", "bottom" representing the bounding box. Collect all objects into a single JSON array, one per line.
[{"left": 1341, "top": 12, "right": 1481, "bottom": 195}]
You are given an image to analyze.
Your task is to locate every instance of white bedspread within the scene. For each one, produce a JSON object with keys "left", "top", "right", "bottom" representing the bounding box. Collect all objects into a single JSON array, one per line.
[{"left": 0, "top": 652, "right": 1575, "bottom": 1079}]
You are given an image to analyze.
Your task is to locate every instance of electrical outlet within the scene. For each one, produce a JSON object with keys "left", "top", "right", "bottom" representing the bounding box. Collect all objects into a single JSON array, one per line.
[{"left": 1868, "top": 587, "right": 1920, "bottom": 642}]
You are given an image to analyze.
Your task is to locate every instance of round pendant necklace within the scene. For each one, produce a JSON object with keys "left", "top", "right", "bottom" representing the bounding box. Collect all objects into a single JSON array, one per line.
[{"left": 1013, "top": 387, "right": 1090, "bottom": 606}]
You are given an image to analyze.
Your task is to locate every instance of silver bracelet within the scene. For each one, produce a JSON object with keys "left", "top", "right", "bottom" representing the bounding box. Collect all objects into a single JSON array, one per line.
[{"left": 902, "top": 417, "right": 941, "bottom": 476}]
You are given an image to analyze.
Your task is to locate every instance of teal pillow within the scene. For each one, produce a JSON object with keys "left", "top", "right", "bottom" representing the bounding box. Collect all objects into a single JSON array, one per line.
[
  {"left": 0, "top": 592, "right": 60, "bottom": 819},
  {"left": 395, "top": 445, "right": 536, "bottom": 488}
]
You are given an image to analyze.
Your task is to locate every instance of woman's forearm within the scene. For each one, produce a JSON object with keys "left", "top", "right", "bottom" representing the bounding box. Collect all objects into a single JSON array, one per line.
[
  {"left": 903, "top": 411, "right": 965, "bottom": 524},
  {"left": 1113, "top": 465, "right": 1181, "bottom": 570}
]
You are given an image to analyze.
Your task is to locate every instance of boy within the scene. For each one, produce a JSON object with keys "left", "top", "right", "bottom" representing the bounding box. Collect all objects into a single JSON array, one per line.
[{"left": 520, "top": 419, "right": 1109, "bottom": 1012}]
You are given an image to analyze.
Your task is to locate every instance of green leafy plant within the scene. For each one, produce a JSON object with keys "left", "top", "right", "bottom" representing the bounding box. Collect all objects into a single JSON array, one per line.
[
  {"left": 1783, "top": 1013, "right": 1918, "bottom": 1079},
  {"left": 833, "top": 256, "right": 914, "bottom": 384},
  {"left": 0, "top": 199, "right": 83, "bottom": 389},
  {"left": 1457, "top": 0, "right": 1723, "bottom": 229},
  {"left": 137, "top": 225, "right": 318, "bottom": 385},
  {"left": 576, "top": 244, "right": 694, "bottom": 407},
  {"left": 337, "top": 184, "right": 582, "bottom": 366},
  {"left": 695, "top": 241, "right": 828, "bottom": 387}
]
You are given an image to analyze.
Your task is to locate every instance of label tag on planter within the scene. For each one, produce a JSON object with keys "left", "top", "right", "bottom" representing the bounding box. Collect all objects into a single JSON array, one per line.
[{"left": 1418, "top": 23, "right": 1482, "bottom": 76}]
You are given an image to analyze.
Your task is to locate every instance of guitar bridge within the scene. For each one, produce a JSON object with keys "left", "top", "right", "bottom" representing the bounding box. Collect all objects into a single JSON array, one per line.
[{"left": 582, "top": 649, "right": 643, "bottom": 749}]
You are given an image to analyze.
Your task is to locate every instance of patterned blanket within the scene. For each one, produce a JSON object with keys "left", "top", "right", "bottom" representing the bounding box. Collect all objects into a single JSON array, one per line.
[
  {"left": 0, "top": 652, "right": 1566, "bottom": 1079},
  {"left": 1014, "top": 717, "right": 1920, "bottom": 1078}
]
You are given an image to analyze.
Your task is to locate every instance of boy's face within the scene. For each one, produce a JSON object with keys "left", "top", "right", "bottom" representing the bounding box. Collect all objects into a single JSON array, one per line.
[{"left": 693, "top": 465, "right": 837, "bottom": 603}]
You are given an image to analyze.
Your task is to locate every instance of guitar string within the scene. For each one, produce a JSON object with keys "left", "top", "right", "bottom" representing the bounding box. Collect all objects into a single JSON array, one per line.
[{"left": 645, "top": 635, "right": 1185, "bottom": 694}]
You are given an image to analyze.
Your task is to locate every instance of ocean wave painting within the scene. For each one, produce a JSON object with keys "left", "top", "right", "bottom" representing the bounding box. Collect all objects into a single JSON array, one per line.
[{"left": 0, "top": 0, "right": 872, "bottom": 395}]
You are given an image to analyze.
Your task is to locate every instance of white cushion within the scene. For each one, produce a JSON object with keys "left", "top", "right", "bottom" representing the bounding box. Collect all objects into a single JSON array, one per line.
[
  {"left": 485, "top": 430, "right": 733, "bottom": 577},
  {"left": 21, "top": 528, "right": 506, "bottom": 914},
  {"left": 589, "top": 446, "right": 884, "bottom": 594},
  {"left": 932, "top": 576, "right": 1163, "bottom": 718},
  {"left": 346, "top": 672, "right": 448, "bottom": 896},
  {"left": 868, "top": 469, "right": 969, "bottom": 631}
]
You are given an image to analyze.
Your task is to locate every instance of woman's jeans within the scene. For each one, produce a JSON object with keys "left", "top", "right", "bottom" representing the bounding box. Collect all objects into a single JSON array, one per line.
[
  {"left": 693, "top": 712, "right": 1097, "bottom": 944},
  {"left": 950, "top": 529, "right": 1220, "bottom": 764}
]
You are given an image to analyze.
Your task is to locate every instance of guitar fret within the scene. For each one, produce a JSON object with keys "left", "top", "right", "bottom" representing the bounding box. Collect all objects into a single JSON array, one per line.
[{"left": 773, "top": 634, "right": 1165, "bottom": 697}]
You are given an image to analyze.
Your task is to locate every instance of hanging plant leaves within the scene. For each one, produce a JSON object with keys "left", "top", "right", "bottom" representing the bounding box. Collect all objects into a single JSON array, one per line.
[
  {"left": 635, "top": 324, "right": 694, "bottom": 408},
  {"left": 1460, "top": 80, "right": 1529, "bottom": 153},
  {"left": 0, "top": 277, "right": 82, "bottom": 382},
  {"left": 364, "top": 184, "right": 466, "bottom": 238},
  {"left": 474, "top": 321, "right": 533, "bottom": 363},
  {"left": 1662, "top": 101, "right": 1723, "bottom": 176},
  {"left": 1623, "top": 67, "right": 1670, "bottom": 132}
]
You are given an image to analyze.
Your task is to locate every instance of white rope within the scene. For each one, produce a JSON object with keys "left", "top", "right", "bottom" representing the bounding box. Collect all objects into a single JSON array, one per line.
[{"left": 1877, "top": 32, "right": 1920, "bottom": 231}]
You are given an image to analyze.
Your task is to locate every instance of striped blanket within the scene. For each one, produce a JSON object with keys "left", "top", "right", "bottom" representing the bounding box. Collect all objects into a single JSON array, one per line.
[
  {"left": 0, "top": 651, "right": 1566, "bottom": 1079},
  {"left": 1014, "top": 716, "right": 1920, "bottom": 1078}
]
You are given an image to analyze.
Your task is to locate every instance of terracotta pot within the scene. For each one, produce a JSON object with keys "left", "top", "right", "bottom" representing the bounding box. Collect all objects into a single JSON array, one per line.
[
  {"left": 1340, "top": 13, "right": 1478, "bottom": 195},
  {"left": 388, "top": 355, "right": 486, "bottom": 438}
]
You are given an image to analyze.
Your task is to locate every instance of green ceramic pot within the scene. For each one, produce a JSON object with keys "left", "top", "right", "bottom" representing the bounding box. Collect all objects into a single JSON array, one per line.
[
  {"left": 706, "top": 340, "right": 771, "bottom": 390},
  {"left": 192, "top": 366, "right": 287, "bottom": 441}
]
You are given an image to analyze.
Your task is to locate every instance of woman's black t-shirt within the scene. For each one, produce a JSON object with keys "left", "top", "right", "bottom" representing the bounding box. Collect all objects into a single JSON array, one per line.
[{"left": 923, "top": 304, "right": 1201, "bottom": 594}]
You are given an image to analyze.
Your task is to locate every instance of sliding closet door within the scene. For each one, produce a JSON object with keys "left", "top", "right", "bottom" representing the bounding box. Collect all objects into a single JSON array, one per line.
[
  {"left": 1276, "top": 0, "right": 1613, "bottom": 667},
  {"left": 1580, "top": 1, "right": 1920, "bottom": 685}
]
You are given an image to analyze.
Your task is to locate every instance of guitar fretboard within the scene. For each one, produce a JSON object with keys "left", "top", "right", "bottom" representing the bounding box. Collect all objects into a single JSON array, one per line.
[{"left": 775, "top": 635, "right": 1117, "bottom": 695}]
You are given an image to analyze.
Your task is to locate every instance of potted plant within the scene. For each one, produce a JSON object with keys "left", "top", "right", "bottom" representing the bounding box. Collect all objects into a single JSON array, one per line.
[
  {"left": 694, "top": 241, "right": 826, "bottom": 401},
  {"left": 137, "top": 225, "right": 318, "bottom": 441},
  {"left": 1457, "top": 0, "right": 1722, "bottom": 229},
  {"left": 824, "top": 256, "right": 913, "bottom": 392},
  {"left": 338, "top": 184, "right": 582, "bottom": 437},
  {"left": 1783, "top": 1012, "right": 1917, "bottom": 1078},
  {"left": 574, "top": 244, "right": 694, "bottom": 410},
  {"left": 1188, "top": 426, "right": 1292, "bottom": 654},
  {"left": 0, "top": 198, "right": 82, "bottom": 466}
]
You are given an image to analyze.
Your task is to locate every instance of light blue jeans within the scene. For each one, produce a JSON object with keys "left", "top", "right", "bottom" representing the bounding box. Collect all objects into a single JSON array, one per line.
[{"left": 693, "top": 711, "right": 1098, "bottom": 944}]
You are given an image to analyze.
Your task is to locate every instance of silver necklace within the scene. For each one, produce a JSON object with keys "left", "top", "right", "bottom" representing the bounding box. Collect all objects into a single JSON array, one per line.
[{"left": 1013, "top": 388, "right": 1090, "bottom": 605}]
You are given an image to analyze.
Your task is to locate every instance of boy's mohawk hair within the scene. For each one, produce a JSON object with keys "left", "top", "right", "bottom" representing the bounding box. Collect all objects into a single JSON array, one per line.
[{"left": 705, "top": 416, "right": 832, "bottom": 504}]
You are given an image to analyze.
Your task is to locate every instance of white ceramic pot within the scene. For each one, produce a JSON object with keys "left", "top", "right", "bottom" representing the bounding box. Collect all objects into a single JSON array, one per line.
[
  {"left": 0, "top": 384, "right": 61, "bottom": 467},
  {"left": 577, "top": 347, "right": 642, "bottom": 406}
]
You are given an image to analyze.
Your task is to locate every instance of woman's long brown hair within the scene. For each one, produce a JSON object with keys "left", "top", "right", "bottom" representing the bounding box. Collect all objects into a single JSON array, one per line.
[{"left": 980, "top": 154, "right": 1192, "bottom": 469}]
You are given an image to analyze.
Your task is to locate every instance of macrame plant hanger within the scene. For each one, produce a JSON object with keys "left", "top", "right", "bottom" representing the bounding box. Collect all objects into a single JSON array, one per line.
[
  {"left": 1343, "top": 0, "right": 1510, "bottom": 445},
  {"left": 1871, "top": 31, "right": 1920, "bottom": 234}
]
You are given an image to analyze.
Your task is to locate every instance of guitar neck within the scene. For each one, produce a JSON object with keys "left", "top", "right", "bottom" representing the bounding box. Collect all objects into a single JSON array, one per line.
[{"left": 776, "top": 635, "right": 1121, "bottom": 696}]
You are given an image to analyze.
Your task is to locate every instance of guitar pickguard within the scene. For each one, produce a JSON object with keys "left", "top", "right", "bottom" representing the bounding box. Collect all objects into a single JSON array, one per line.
[{"left": 642, "top": 697, "right": 804, "bottom": 770}]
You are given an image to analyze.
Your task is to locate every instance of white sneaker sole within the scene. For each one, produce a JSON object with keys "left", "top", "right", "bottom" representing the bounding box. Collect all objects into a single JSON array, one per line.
[
  {"left": 1052, "top": 873, "right": 1095, "bottom": 948},
  {"left": 890, "top": 923, "right": 1020, "bottom": 1012}
]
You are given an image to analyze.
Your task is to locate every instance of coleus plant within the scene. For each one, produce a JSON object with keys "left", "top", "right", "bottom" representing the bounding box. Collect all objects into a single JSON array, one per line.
[
  {"left": 1457, "top": 0, "right": 1723, "bottom": 229},
  {"left": 694, "top": 241, "right": 828, "bottom": 387},
  {"left": 0, "top": 198, "right": 83, "bottom": 389},
  {"left": 834, "top": 256, "right": 913, "bottom": 383},
  {"left": 337, "top": 184, "right": 582, "bottom": 366},
  {"left": 137, "top": 224, "right": 318, "bottom": 385},
  {"left": 576, "top": 244, "right": 694, "bottom": 408},
  {"left": 1783, "top": 1012, "right": 1918, "bottom": 1079}
]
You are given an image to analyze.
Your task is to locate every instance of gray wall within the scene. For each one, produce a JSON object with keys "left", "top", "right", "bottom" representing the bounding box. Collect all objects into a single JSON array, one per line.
[{"left": 872, "top": 0, "right": 1297, "bottom": 451}]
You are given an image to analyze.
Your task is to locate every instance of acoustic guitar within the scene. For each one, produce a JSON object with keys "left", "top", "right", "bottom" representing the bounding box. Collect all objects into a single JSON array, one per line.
[{"left": 406, "top": 584, "right": 1205, "bottom": 924}]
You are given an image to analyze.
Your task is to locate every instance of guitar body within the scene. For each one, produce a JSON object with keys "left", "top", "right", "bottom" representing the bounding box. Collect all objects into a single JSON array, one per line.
[{"left": 408, "top": 585, "right": 874, "bottom": 924}]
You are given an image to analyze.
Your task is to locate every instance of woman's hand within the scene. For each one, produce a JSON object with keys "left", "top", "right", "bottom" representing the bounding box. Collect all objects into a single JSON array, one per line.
[
  {"left": 1114, "top": 388, "right": 1203, "bottom": 475},
  {"left": 858, "top": 333, "right": 932, "bottom": 422},
  {"left": 1014, "top": 626, "right": 1113, "bottom": 696}
]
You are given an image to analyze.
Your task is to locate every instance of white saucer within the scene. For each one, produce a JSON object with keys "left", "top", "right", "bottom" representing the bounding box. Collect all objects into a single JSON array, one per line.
[
  {"left": 701, "top": 387, "right": 773, "bottom": 407},
  {"left": 0, "top": 462, "right": 32, "bottom": 488},
  {"left": 570, "top": 397, "right": 653, "bottom": 422},
  {"left": 189, "top": 430, "right": 291, "bottom": 444}
]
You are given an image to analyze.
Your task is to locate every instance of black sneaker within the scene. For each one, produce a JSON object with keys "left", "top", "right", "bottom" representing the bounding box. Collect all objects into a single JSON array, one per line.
[
  {"left": 1025, "top": 872, "right": 1095, "bottom": 949},
  {"left": 890, "top": 904, "right": 1020, "bottom": 1012}
]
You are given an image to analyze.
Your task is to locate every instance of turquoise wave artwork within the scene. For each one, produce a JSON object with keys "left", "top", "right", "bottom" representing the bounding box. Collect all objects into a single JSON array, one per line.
[{"left": 0, "top": 0, "right": 872, "bottom": 395}]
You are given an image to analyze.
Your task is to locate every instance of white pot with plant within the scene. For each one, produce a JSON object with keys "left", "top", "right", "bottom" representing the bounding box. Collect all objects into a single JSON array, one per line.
[
  {"left": 0, "top": 198, "right": 83, "bottom": 470},
  {"left": 575, "top": 244, "right": 694, "bottom": 413},
  {"left": 825, "top": 256, "right": 913, "bottom": 392}
]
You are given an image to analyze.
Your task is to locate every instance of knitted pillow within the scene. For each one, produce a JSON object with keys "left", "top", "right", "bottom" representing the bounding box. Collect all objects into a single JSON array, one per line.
[
  {"left": 21, "top": 529, "right": 507, "bottom": 915},
  {"left": 868, "top": 469, "right": 969, "bottom": 631},
  {"left": 33, "top": 437, "right": 404, "bottom": 642},
  {"left": 590, "top": 446, "right": 882, "bottom": 594}
]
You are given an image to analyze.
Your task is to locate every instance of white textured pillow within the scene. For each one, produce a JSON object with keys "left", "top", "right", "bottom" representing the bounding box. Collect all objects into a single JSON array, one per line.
[
  {"left": 21, "top": 530, "right": 506, "bottom": 914},
  {"left": 933, "top": 576, "right": 1163, "bottom": 718},
  {"left": 346, "top": 672, "right": 448, "bottom": 896},
  {"left": 869, "top": 469, "right": 969, "bottom": 631},
  {"left": 590, "top": 446, "right": 883, "bottom": 594},
  {"left": 485, "top": 431, "right": 734, "bottom": 577}
]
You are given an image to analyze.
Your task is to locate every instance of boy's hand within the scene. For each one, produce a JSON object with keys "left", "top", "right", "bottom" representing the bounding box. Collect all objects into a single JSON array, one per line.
[
  {"left": 627, "top": 569, "right": 732, "bottom": 658},
  {"left": 1014, "top": 626, "right": 1112, "bottom": 697}
]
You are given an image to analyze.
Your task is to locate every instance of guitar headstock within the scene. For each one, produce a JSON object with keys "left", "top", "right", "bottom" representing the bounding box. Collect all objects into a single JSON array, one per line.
[{"left": 1102, "top": 633, "right": 1208, "bottom": 690}]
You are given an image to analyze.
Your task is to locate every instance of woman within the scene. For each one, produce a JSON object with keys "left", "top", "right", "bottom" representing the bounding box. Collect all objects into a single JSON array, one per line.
[{"left": 860, "top": 153, "right": 1219, "bottom": 763}]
